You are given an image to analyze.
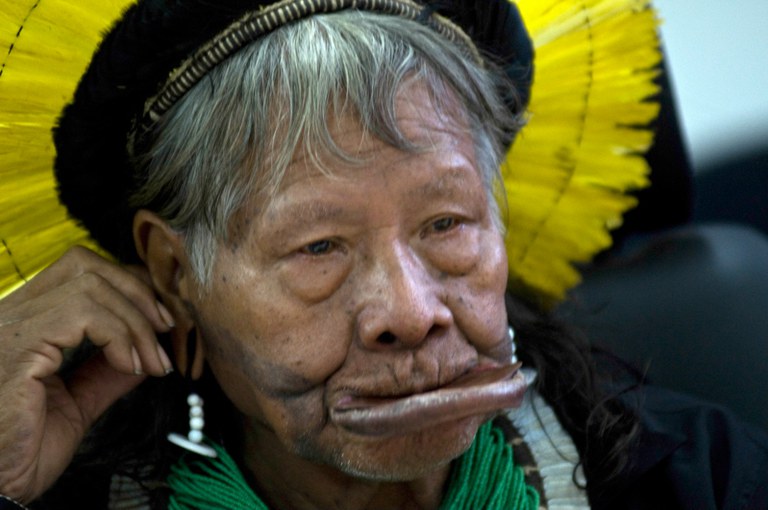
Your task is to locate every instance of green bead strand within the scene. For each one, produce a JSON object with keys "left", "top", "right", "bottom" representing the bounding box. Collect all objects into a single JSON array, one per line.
[
  {"left": 167, "top": 441, "right": 268, "bottom": 510},
  {"left": 439, "top": 421, "right": 540, "bottom": 510},
  {"left": 167, "top": 421, "right": 540, "bottom": 510}
]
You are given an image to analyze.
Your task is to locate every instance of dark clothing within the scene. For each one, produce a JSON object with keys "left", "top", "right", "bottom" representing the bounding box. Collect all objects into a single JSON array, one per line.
[{"left": 593, "top": 385, "right": 768, "bottom": 509}]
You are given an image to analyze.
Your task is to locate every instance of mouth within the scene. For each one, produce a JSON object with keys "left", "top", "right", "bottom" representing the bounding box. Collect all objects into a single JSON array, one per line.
[{"left": 329, "top": 362, "right": 526, "bottom": 437}]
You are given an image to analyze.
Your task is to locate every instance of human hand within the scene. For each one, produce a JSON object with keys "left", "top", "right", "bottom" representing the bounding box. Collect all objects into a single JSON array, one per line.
[{"left": 0, "top": 246, "right": 174, "bottom": 503}]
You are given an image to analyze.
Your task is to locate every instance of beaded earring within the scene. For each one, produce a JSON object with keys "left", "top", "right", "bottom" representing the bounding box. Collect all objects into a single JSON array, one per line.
[
  {"left": 509, "top": 325, "right": 538, "bottom": 386},
  {"left": 167, "top": 329, "right": 218, "bottom": 458},
  {"left": 509, "top": 325, "right": 518, "bottom": 364}
]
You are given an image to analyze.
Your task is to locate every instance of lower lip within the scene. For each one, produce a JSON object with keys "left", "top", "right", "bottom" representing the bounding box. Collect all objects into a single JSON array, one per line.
[{"left": 329, "top": 363, "right": 526, "bottom": 437}]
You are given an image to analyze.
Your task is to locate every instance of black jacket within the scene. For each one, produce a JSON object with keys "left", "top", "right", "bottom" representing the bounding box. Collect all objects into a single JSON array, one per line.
[{"left": 592, "top": 385, "right": 768, "bottom": 509}]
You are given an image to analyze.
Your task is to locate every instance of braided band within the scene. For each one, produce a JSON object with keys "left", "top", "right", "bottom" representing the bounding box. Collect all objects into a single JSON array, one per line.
[{"left": 131, "top": 0, "right": 482, "bottom": 150}]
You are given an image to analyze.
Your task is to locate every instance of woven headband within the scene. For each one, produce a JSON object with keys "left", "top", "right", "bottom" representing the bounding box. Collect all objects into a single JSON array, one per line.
[{"left": 132, "top": 0, "right": 484, "bottom": 152}]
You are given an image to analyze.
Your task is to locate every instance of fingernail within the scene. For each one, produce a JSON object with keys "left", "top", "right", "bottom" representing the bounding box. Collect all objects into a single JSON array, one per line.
[
  {"left": 157, "top": 302, "right": 175, "bottom": 328},
  {"left": 131, "top": 346, "right": 144, "bottom": 375},
  {"left": 157, "top": 344, "right": 174, "bottom": 375}
]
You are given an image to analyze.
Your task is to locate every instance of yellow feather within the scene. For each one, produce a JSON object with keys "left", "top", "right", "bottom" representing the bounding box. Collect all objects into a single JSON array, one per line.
[
  {"left": 505, "top": 0, "right": 661, "bottom": 304},
  {"left": 1, "top": 1, "right": 134, "bottom": 297}
]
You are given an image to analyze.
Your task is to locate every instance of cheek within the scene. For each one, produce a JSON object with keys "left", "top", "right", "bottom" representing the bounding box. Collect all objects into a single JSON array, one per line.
[
  {"left": 277, "top": 254, "right": 352, "bottom": 303},
  {"left": 199, "top": 323, "right": 333, "bottom": 437},
  {"left": 198, "top": 322, "right": 276, "bottom": 417},
  {"left": 195, "top": 294, "right": 353, "bottom": 419},
  {"left": 426, "top": 226, "right": 482, "bottom": 276},
  {"left": 447, "top": 230, "right": 509, "bottom": 353},
  {"left": 208, "top": 350, "right": 329, "bottom": 448},
  {"left": 480, "top": 230, "right": 509, "bottom": 294}
]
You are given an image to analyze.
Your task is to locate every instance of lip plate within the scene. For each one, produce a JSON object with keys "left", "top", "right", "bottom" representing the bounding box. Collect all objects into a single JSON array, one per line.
[{"left": 330, "top": 363, "right": 526, "bottom": 437}]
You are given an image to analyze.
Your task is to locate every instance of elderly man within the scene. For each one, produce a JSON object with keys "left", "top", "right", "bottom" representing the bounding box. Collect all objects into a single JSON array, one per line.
[{"left": 1, "top": 1, "right": 767, "bottom": 509}]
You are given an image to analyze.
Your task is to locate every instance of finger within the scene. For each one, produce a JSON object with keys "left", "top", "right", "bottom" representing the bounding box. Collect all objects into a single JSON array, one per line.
[
  {"left": 123, "top": 264, "right": 153, "bottom": 286},
  {"left": 7, "top": 271, "right": 173, "bottom": 376},
  {"left": 29, "top": 355, "right": 147, "bottom": 496},
  {"left": 74, "top": 273, "right": 173, "bottom": 376},
  {"left": 1, "top": 246, "right": 103, "bottom": 306},
  {"left": 95, "top": 262, "right": 175, "bottom": 333},
  {"left": 13, "top": 300, "right": 136, "bottom": 378},
  {"left": 65, "top": 352, "right": 148, "bottom": 432},
  {"left": 124, "top": 264, "right": 178, "bottom": 334},
  {"left": 12, "top": 292, "right": 164, "bottom": 379},
  {"left": 2, "top": 247, "right": 174, "bottom": 334}
]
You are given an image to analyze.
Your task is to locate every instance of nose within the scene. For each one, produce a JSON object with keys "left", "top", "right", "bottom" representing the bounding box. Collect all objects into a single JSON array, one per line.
[{"left": 355, "top": 242, "right": 453, "bottom": 349}]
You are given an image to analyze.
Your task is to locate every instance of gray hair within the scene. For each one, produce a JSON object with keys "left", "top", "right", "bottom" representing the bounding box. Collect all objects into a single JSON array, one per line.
[{"left": 131, "top": 10, "right": 522, "bottom": 285}]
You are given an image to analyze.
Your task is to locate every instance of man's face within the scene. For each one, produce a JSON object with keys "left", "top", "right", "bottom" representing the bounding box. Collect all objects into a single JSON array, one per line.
[{"left": 190, "top": 83, "right": 512, "bottom": 481}]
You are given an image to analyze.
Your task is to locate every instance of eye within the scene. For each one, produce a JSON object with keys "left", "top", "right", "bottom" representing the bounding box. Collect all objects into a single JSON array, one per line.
[
  {"left": 420, "top": 216, "right": 463, "bottom": 239},
  {"left": 300, "top": 239, "right": 336, "bottom": 256},
  {"left": 431, "top": 217, "right": 456, "bottom": 232}
]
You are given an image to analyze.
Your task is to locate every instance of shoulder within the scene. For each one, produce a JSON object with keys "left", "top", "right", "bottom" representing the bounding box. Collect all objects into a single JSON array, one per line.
[{"left": 597, "top": 384, "right": 768, "bottom": 510}]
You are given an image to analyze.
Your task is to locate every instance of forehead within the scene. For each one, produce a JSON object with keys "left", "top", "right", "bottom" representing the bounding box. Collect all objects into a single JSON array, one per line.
[
  {"left": 224, "top": 82, "right": 480, "bottom": 244},
  {"left": 232, "top": 84, "right": 482, "bottom": 233},
  {"left": 281, "top": 81, "right": 473, "bottom": 187}
]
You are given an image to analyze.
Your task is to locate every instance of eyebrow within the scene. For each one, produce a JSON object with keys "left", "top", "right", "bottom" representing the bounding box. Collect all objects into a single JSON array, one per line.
[
  {"left": 268, "top": 200, "right": 352, "bottom": 234},
  {"left": 405, "top": 166, "right": 475, "bottom": 202},
  {"left": 266, "top": 164, "right": 478, "bottom": 233},
  {"left": 294, "top": 202, "right": 348, "bottom": 223}
]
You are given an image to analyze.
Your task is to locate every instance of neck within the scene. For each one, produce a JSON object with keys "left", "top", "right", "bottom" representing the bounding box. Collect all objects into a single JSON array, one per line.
[{"left": 239, "top": 422, "right": 450, "bottom": 510}]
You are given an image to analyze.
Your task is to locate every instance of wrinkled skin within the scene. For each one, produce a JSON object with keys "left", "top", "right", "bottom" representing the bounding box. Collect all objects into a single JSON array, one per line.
[
  {"left": 0, "top": 82, "right": 514, "bottom": 510},
  {"left": 172, "top": 83, "right": 513, "bottom": 508},
  {"left": 0, "top": 247, "right": 174, "bottom": 503}
]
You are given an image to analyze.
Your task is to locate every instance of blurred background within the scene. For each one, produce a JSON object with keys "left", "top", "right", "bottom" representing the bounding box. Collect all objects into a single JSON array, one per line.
[
  {"left": 559, "top": 0, "right": 768, "bottom": 431},
  {"left": 656, "top": 0, "right": 768, "bottom": 231},
  {"left": 656, "top": 0, "right": 768, "bottom": 173}
]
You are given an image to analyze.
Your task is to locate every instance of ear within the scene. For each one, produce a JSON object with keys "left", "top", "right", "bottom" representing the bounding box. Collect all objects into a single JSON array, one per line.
[{"left": 133, "top": 210, "right": 205, "bottom": 379}]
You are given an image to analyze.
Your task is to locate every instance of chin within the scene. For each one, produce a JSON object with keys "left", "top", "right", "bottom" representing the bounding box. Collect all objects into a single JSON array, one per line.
[{"left": 307, "top": 414, "right": 488, "bottom": 482}]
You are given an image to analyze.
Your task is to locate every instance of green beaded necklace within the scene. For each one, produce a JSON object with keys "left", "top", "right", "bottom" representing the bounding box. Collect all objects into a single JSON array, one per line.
[{"left": 167, "top": 421, "right": 539, "bottom": 509}]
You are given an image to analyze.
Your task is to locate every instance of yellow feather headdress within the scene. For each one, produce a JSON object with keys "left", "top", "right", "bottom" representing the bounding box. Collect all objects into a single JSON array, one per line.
[
  {"left": 0, "top": 0, "right": 660, "bottom": 301},
  {"left": 0, "top": 1, "right": 131, "bottom": 296},
  {"left": 504, "top": 0, "right": 661, "bottom": 304}
]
